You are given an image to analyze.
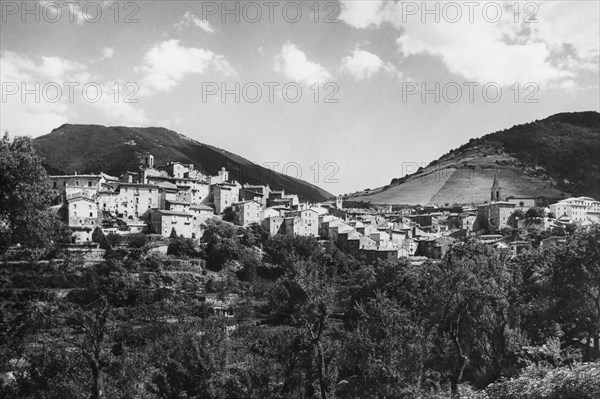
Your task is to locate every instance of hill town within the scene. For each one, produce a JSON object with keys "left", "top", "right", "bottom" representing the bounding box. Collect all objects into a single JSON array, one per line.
[
  {"left": 2, "top": 121, "right": 600, "bottom": 399},
  {"left": 49, "top": 151, "right": 600, "bottom": 262}
]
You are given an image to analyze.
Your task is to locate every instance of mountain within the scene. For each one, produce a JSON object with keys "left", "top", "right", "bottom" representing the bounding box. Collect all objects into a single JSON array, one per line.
[
  {"left": 345, "top": 111, "right": 600, "bottom": 206},
  {"left": 32, "top": 124, "right": 333, "bottom": 203}
]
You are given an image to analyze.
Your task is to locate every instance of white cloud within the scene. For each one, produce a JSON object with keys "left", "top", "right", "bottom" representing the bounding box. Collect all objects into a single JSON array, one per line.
[
  {"left": 175, "top": 11, "right": 215, "bottom": 33},
  {"left": 102, "top": 47, "right": 114, "bottom": 59},
  {"left": 0, "top": 51, "right": 149, "bottom": 136},
  {"left": 532, "top": 2, "right": 599, "bottom": 59},
  {"left": 38, "top": 0, "right": 115, "bottom": 25},
  {"left": 395, "top": 21, "right": 571, "bottom": 86},
  {"left": 90, "top": 47, "right": 115, "bottom": 63},
  {"left": 338, "top": 0, "right": 389, "bottom": 29},
  {"left": 338, "top": 0, "right": 598, "bottom": 88},
  {"left": 340, "top": 48, "right": 399, "bottom": 80},
  {"left": 274, "top": 42, "right": 331, "bottom": 85},
  {"left": 39, "top": 56, "right": 90, "bottom": 81},
  {"left": 135, "top": 40, "right": 235, "bottom": 93}
]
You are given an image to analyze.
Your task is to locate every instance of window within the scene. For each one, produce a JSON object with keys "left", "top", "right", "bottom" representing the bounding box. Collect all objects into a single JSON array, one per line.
[
  {"left": 53, "top": 181, "right": 57, "bottom": 188},
  {"left": 90, "top": 212, "right": 93, "bottom": 217},
  {"left": 76, "top": 181, "right": 79, "bottom": 186},
  {"left": 88, "top": 181, "right": 92, "bottom": 187}
]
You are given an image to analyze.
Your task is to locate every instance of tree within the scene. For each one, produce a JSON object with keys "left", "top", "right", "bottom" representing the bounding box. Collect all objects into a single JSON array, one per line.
[
  {"left": 524, "top": 207, "right": 546, "bottom": 219},
  {"left": 268, "top": 260, "right": 338, "bottom": 399},
  {"left": 92, "top": 227, "right": 110, "bottom": 250},
  {"left": 222, "top": 206, "right": 235, "bottom": 223},
  {"left": 148, "top": 320, "right": 228, "bottom": 398},
  {"left": 423, "top": 241, "right": 522, "bottom": 397},
  {"left": 126, "top": 233, "right": 148, "bottom": 249},
  {"left": 550, "top": 225, "right": 600, "bottom": 360},
  {"left": 0, "top": 132, "right": 70, "bottom": 251},
  {"left": 508, "top": 209, "right": 525, "bottom": 229},
  {"left": 167, "top": 237, "right": 199, "bottom": 258},
  {"left": 201, "top": 219, "right": 243, "bottom": 271},
  {"left": 342, "top": 291, "right": 432, "bottom": 397}
]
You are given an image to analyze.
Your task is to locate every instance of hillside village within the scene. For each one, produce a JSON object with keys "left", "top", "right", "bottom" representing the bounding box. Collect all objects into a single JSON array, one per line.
[{"left": 49, "top": 153, "right": 600, "bottom": 262}]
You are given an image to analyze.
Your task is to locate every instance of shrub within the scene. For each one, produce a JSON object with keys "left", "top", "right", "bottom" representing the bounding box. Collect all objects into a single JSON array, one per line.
[
  {"left": 167, "top": 237, "right": 199, "bottom": 258},
  {"left": 127, "top": 233, "right": 148, "bottom": 249},
  {"left": 485, "top": 362, "right": 600, "bottom": 399}
]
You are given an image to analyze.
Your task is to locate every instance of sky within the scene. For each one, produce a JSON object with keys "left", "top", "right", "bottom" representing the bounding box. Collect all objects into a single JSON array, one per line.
[{"left": 1, "top": 0, "right": 599, "bottom": 195}]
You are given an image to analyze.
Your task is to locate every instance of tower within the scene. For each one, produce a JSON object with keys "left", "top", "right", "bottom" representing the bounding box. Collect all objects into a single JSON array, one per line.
[
  {"left": 335, "top": 195, "right": 343, "bottom": 209},
  {"left": 143, "top": 154, "right": 154, "bottom": 169},
  {"left": 491, "top": 175, "right": 503, "bottom": 202}
]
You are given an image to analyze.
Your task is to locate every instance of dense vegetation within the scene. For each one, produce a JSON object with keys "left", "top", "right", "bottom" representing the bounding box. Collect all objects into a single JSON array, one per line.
[
  {"left": 32, "top": 124, "right": 332, "bottom": 202},
  {"left": 1, "top": 222, "right": 599, "bottom": 398}
]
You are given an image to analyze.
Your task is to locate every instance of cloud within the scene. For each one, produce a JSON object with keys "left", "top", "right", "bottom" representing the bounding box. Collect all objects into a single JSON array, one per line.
[
  {"left": 0, "top": 51, "right": 149, "bottom": 136},
  {"left": 274, "top": 42, "right": 331, "bottom": 85},
  {"left": 338, "top": 0, "right": 598, "bottom": 88},
  {"left": 38, "top": 0, "right": 115, "bottom": 25},
  {"left": 175, "top": 11, "right": 215, "bottom": 33},
  {"left": 135, "top": 40, "right": 235, "bottom": 93},
  {"left": 1, "top": 51, "right": 90, "bottom": 83},
  {"left": 395, "top": 22, "right": 571, "bottom": 86},
  {"left": 340, "top": 48, "right": 399, "bottom": 80},
  {"left": 39, "top": 56, "right": 90, "bottom": 81},
  {"left": 338, "top": 0, "right": 388, "bottom": 29},
  {"left": 102, "top": 47, "right": 114, "bottom": 59},
  {"left": 87, "top": 47, "right": 115, "bottom": 64}
]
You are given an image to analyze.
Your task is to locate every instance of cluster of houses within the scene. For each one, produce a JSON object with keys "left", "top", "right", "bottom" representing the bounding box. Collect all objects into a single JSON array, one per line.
[{"left": 48, "top": 155, "right": 600, "bottom": 261}]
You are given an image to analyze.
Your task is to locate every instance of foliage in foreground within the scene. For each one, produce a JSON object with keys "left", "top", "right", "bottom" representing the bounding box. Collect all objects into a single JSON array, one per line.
[{"left": 1, "top": 156, "right": 600, "bottom": 399}]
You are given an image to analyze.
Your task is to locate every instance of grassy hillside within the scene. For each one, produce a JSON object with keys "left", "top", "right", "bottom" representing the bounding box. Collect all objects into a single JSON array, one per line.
[
  {"left": 32, "top": 124, "right": 333, "bottom": 203},
  {"left": 347, "top": 112, "right": 600, "bottom": 205}
]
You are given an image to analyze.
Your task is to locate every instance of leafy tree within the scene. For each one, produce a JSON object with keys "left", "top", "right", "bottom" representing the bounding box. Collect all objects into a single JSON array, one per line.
[
  {"left": 507, "top": 209, "right": 525, "bottom": 228},
  {"left": 202, "top": 219, "right": 244, "bottom": 271},
  {"left": 262, "top": 234, "right": 322, "bottom": 270},
  {"left": 126, "top": 233, "right": 148, "bottom": 249},
  {"left": 342, "top": 291, "right": 433, "bottom": 397},
  {"left": 422, "top": 242, "right": 523, "bottom": 396},
  {"left": 147, "top": 320, "right": 228, "bottom": 398},
  {"left": 550, "top": 225, "right": 600, "bottom": 360},
  {"left": 92, "top": 227, "right": 110, "bottom": 250},
  {"left": 105, "top": 232, "right": 124, "bottom": 248},
  {"left": 268, "top": 260, "right": 339, "bottom": 398},
  {"left": 222, "top": 206, "right": 235, "bottom": 223},
  {"left": 167, "top": 237, "right": 199, "bottom": 258},
  {"left": 0, "top": 132, "right": 70, "bottom": 251},
  {"left": 524, "top": 207, "right": 546, "bottom": 219}
]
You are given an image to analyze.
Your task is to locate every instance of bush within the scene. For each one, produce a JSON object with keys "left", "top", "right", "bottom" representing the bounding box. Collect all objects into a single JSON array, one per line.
[
  {"left": 106, "top": 232, "right": 125, "bottom": 247},
  {"left": 144, "top": 252, "right": 167, "bottom": 272},
  {"left": 202, "top": 220, "right": 244, "bottom": 271},
  {"left": 91, "top": 227, "right": 110, "bottom": 250},
  {"left": 167, "top": 237, "right": 199, "bottom": 258},
  {"left": 236, "top": 250, "right": 261, "bottom": 282},
  {"left": 485, "top": 362, "right": 600, "bottom": 399},
  {"left": 127, "top": 233, "right": 148, "bottom": 249}
]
